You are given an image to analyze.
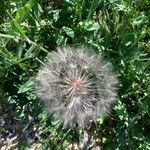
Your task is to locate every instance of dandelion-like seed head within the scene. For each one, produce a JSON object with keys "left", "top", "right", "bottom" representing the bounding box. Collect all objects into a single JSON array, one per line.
[{"left": 35, "top": 47, "right": 118, "bottom": 128}]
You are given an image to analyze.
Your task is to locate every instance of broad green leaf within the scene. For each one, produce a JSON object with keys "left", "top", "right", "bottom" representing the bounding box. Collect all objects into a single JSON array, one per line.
[
  {"left": 62, "top": 26, "right": 74, "bottom": 38},
  {"left": 79, "top": 21, "right": 99, "bottom": 31}
]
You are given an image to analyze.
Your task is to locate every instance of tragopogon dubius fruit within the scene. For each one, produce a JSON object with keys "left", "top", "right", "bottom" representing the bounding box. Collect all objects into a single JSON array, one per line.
[{"left": 35, "top": 47, "right": 118, "bottom": 128}]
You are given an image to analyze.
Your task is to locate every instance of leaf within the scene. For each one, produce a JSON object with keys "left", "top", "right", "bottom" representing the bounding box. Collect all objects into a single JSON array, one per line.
[
  {"left": 15, "top": 0, "right": 33, "bottom": 23},
  {"left": 62, "top": 26, "right": 74, "bottom": 38},
  {"left": 79, "top": 21, "right": 100, "bottom": 31},
  {"left": 11, "top": 20, "right": 25, "bottom": 36},
  {"left": 87, "top": 0, "right": 102, "bottom": 20},
  {"left": 0, "top": 33, "right": 15, "bottom": 39},
  {"left": 24, "top": 45, "right": 37, "bottom": 58},
  {"left": 132, "top": 14, "right": 148, "bottom": 26},
  {"left": 33, "top": 2, "right": 43, "bottom": 17},
  {"left": 18, "top": 78, "right": 34, "bottom": 93}
]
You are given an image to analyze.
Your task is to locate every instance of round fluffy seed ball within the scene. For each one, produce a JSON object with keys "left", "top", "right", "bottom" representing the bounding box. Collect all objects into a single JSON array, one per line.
[{"left": 35, "top": 47, "right": 118, "bottom": 128}]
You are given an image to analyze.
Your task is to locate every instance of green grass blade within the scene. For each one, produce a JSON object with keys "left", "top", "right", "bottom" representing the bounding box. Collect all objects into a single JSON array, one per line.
[{"left": 87, "top": 0, "right": 102, "bottom": 20}]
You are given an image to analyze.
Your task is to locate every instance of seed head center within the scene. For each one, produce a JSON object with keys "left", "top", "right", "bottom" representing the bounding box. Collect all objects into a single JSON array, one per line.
[{"left": 71, "top": 78, "right": 82, "bottom": 91}]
